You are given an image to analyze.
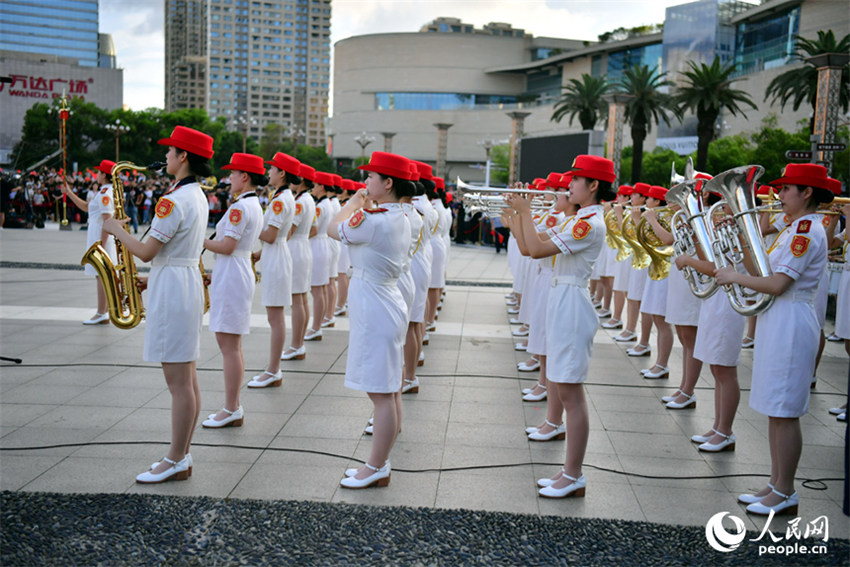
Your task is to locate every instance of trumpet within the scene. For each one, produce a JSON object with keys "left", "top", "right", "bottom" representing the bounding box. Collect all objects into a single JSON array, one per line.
[
  {"left": 754, "top": 195, "right": 850, "bottom": 215},
  {"left": 456, "top": 178, "right": 559, "bottom": 217}
]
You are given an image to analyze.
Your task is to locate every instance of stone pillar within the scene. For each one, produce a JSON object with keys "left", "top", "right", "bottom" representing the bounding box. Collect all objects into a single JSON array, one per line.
[
  {"left": 602, "top": 94, "right": 633, "bottom": 184},
  {"left": 380, "top": 132, "right": 396, "bottom": 153},
  {"left": 506, "top": 111, "right": 531, "bottom": 185},
  {"left": 806, "top": 53, "right": 849, "bottom": 174},
  {"left": 433, "top": 123, "right": 452, "bottom": 179}
]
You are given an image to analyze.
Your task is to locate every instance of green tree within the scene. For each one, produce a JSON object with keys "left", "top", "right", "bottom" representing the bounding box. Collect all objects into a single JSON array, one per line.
[
  {"left": 675, "top": 57, "right": 758, "bottom": 172},
  {"left": 490, "top": 144, "right": 511, "bottom": 186},
  {"left": 551, "top": 74, "right": 609, "bottom": 130},
  {"left": 615, "top": 65, "right": 678, "bottom": 183},
  {"left": 764, "top": 30, "right": 850, "bottom": 133}
]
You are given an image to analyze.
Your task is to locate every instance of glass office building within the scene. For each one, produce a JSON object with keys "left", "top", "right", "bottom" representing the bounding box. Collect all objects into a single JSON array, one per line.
[
  {"left": 734, "top": 5, "right": 800, "bottom": 76},
  {"left": 0, "top": 0, "right": 99, "bottom": 67}
]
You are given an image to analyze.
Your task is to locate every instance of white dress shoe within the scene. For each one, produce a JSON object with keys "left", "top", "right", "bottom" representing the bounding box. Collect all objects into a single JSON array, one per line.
[
  {"left": 512, "top": 327, "right": 529, "bottom": 337},
  {"left": 612, "top": 331, "right": 637, "bottom": 342},
  {"left": 340, "top": 462, "right": 391, "bottom": 488},
  {"left": 334, "top": 305, "right": 347, "bottom": 316},
  {"left": 828, "top": 406, "right": 845, "bottom": 415},
  {"left": 363, "top": 425, "right": 373, "bottom": 435},
  {"left": 321, "top": 317, "right": 336, "bottom": 328},
  {"left": 690, "top": 428, "right": 718, "bottom": 444},
  {"left": 425, "top": 322, "right": 436, "bottom": 332},
  {"left": 136, "top": 456, "right": 190, "bottom": 484},
  {"left": 596, "top": 308, "right": 611, "bottom": 318},
  {"left": 643, "top": 365, "right": 670, "bottom": 379},
  {"left": 601, "top": 318, "right": 622, "bottom": 329},
  {"left": 699, "top": 431, "right": 735, "bottom": 452},
  {"left": 517, "top": 359, "right": 540, "bottom": 372},
  {"left": 422, "top": 332, "right": 430, "bottom": 346},
  {"left": 537, "top": 467, "right": 566, "bottom": 488},
  {"left": 626, "top": 344, "right": 651, "bottom": 357},
  {"left": 202, "top": 406, "right": 244, "bottom": 428},
  {"left": 528, "top": 420, "right": 565, "bottom": 441},
  {"left": 247, "top": 370, "right": 282, "bottom": 388},
  {"left": 417, "top": 351, "right": 425, "bottom": 366},
  {"left": 746, "top": 489, "right": 798, "bottom": 516},
  {"left": 838, "top": 412, "right": 847, "bottom": 422},
  {"left": 661, "top": 389, "right": 683, "bottom": 403},
  {"left": 539, "top": 472, "right": 586, "bottom": 498},
  {"left": 509, "top": 317, "right": 522, "bottom": 325},
  {"left": 515, "top": 342, "right": 527, "bottom": 351},
  {"left": 666, "top": 392, "right": 696, "bottom": 409},
  {"left": 522, "top": 383, "right": 543, "bottom": 395},
  {"left": 737, "top": 483, "right": 774, "bottom": 504},
  {"left": 152, "top": 453, "right": 193, "bottom": 477},
  {"left": 505, "top": 298, "right": 518, "bottom": 306},
  {"left": 507, "top": 307, "right": 520, "bottom": 315},
  {"left": 83, "top": 312, "right": 109, "bottom": 325},
  {"left": 304, "top": 328, "right": 323, "bottom": 341},
  {"left": 525, "top": 425, "right": 540, "bottom": 435},
  {"left": 401, "top": 377, "right": 419, "bottom": 394},
  {"left": 522, "top": 387, "right": 547, "bottom": 402},
  {"left": 281, "top": 346, "right": 306, "bottom": 360}
]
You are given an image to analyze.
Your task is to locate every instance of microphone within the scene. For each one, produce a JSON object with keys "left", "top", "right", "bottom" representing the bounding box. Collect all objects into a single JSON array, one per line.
[{"left": 147, "top": 161, "right": 165, "bottom": 172}]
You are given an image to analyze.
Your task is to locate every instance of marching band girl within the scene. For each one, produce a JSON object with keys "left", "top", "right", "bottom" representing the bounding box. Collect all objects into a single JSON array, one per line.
[
  {"left": 506, "top": 155, "right": 616, "bottom": 499},
  {"left": 305, "top": 172, "right": 335, "bottom": 341},
  {"left": 716, "top": 163, "right": 839, "bottom": 515},
  {"left": 102, "top": 126, "right": 212, "bottom": 482},
  {"left": 323, "top": 174, "right": 344, "bottom": 328},
  {"left": 63, "top": 159, "right": 117, "bottom": 325},
  {"left": 602, "top": 185, "right": 633, "bottom": 331},
  {"left": 281, "top": 164, "right": 317, "bottom": 360},
  {"left": 247, "top": 152, "right": 300, "bottom": 388},
  {"left": 330, "top": 151, "right": 413, "bottom": 488},
  {"left": 613, "top": 183, "right": 649, "bottom": 348},
  {"left": 410, "top": 164, "right": 438, "bottom": 377},
  {"left": 202, "top": 153, "right": 265, "bottom": 428},
  {"left": 334, "top": 180, "right": 357, "bottom": 315}
]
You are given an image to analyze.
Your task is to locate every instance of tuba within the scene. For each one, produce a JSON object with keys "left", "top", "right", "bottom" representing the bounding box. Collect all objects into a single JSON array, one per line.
[
  {"left": 666, "top": 179, "right": 719, "bottom": 298},
  {"left": 704, "top": 165, "right": 774, "bottom": 316},
  {"left": 636, "top": 206, "right": 674, "bottom": 280},
  {"left": 81, "top": 161, "right": 146, "bottom": 329}
]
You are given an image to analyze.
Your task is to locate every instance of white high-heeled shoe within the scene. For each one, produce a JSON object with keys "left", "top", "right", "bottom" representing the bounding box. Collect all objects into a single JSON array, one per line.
[
  {"left": 626, "top": 344, "right": 651, "bottom": 357},
  {"left": 202, "top": 406, "right": 244, "bottom": 428},
  {"left": 340, "top": 462, "right": 391, "bottom": 488},
  {"left": 522, "top": 386, "right": 547, "bottom": 402},
  {"left": 698, "top": 431, "right": 735, "bottom": 452},
  {"left": 522, "top": 383, "right": 543, "bottom": 395},
  {"left": 517, "top": 359, "right": 540, "bottom": 372},
  {"left": 661, "top": 389, "right": 683, "bottom": 403},
  {"left": 538, "top": 472, "right": 586, "bottom": 498},
  {"left": 151, "top": 453, "right": 193, "bottom": 477},
  {"left": 247, "top": 370, "right": 282, "bottom": 388},
  {"left": 527, "top": 420, "right": 565, "bottom": 442},
  {"left": 281, "top": 345, "right": 306, "bottom": 360},
  {"left": 537, "top": 467, "right": 565, "bottom": 488},
  {"left": 737, "top": 483, "right": 774, "bottom": 504},
  {"left": 642, "top": 365, "right": 669, "bottom": 379},
  {"left": 666, "top": 392, "right": 696, "bottom": 409},
  {"left": 401, "top": 377, "right": 419, "bottom": 394},
  {"left": 136, "top": 456, "right": 190, "bottom": 484},
  {"left": 746, "top": 489, "right": 798, "bottom": 516},
  {"left": 691, "top": 428, "right": 719, "bottom": 444},
  {"left": 304, "top": 328, "right": 323, "bottom": 341},
  {"left": 321, "top": 316, "right": 336, "bottom": 328},
  {"left": 515, "top": 342, "right": 528, "bottom": 351}
]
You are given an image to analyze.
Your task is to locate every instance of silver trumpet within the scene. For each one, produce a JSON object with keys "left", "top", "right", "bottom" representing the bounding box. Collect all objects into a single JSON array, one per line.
[
  {"left": 456, "top": 178, "right": 559, "bottom": 217},
  {"left": 704, "top": 165, "right": 775, "bottom": 317}
]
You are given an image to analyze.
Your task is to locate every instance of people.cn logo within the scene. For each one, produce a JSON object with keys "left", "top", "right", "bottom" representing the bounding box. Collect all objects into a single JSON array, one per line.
[{"left": 705, "top": 511, "right": 747, "bottom": 553}]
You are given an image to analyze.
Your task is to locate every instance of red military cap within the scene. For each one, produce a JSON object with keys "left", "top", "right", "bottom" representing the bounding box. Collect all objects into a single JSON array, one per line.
[
  {"left": 617, "top": 184, "right": 633, "bottom": 196},
  {"left": 158, "top": 125, "right": 214, "bottom": 159},
  {"left": 313, "top": 171, "right": 335, "bottom": 187},
  {"left": 359, "top": 152, "right": 413, "bottom": 180},
  {"left": 558, "top": 172, "right": 573, "bottom": 188},
  {"left": 266, "top": 152, "right": 301, "bottom": 176},
  {"left": 222, "top": 153, "right": 265, "bottom": 175},
  {"left": 648, "top": 186, "right": 668, "bottom": 201},
  {"left": 412, "top": 160, "right": 433, "bottom": 181},
  {"left": 633, "top": 182, "right": 651, "bottom": 196},
  {"left": 756, "top": 184, "right": 773, "bottom": 196},
  {"left": 299, "top": 164, "right": 316, "bottom": 182},
  {"left": 433, "top": 177, "right": 445, "bottom": 190},
  {"left": 331, "top": 174, "right": 343, "bottom": 187},
  {"left": 341, "top": 179, "right": 356, "bottom": 192},
  {"left": 96, "top": 159, "right": 117, "bottom": 175},
  {"left": 770, "top": 163, "right": 840, "bottom": 195},
  {"left": 570, "top": 154, "right": 616, "bottom": 183},
  {"left": 408, "top": 162, "right": 420, "bottom": 182},
  {"left": 546, "top": 172, "right": 562, "bottom": 188},
  {"left": 531, "top": 178, "right": 547, "bottom": 190}
]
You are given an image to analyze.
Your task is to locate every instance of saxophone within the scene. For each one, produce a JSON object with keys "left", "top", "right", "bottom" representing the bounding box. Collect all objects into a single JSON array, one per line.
[{"left": 81, "top": 161, "right": 146, "bottom": 329}]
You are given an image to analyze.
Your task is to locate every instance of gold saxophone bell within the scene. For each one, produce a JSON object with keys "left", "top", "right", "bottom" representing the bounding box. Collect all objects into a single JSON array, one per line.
[{"left": 636, "top": 207, "right": 674, "bottom": 281}]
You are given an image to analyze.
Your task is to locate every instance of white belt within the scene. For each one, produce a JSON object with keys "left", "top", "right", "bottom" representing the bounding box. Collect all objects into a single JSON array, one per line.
[
  {"left": 778, "top": 289, "right": 816, "bottom": 303},
  {"left": 290, "top": 233, "right": 308, "bottom": 240},
  {"left": 225, "top": 250, "right": 251, "bottom": 259},
  {"left": 151, "top": 257, "right": 198, "bottom": 267},
  {"left": 351, "top": 266, "right": 399, "bottom": 287},
  {"left": 551, "top": 275, "right": 587, "bottom": 288}
]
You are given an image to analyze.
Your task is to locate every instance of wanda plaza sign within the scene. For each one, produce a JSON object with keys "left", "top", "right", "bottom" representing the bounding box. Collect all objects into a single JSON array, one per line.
[{"left": 0, "top": 74, "right": 93, "bottom": 100}]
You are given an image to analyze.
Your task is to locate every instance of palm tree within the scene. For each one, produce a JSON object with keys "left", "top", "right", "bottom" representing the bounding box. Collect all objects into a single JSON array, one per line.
[
  {"left": 675, "top": 57, "right": 758, "bottom": 172},
  {"left": 551, "top": 74, "right": 609, "bottom": 130},
  {"left": 764, "top": 30, "right": 850, "bottom": 132},
  {"left": 615, "top": 65, "right": 678, "bottom": 183}
]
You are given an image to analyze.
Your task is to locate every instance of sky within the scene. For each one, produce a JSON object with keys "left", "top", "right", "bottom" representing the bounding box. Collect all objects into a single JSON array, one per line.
[{"left": 100, "top": 0, "right": 687, "bottom": 112}]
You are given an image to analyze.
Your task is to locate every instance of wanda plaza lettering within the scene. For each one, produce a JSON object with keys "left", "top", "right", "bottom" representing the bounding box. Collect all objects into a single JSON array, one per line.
[{"left": 1, "top": 75, "right": 93, "bottom": 100}]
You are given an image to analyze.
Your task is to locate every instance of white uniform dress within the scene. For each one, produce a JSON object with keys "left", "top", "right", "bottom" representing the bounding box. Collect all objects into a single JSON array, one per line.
[
  {"left": 429, "top": 199, "right": 448, "bottom": 288},
  {"left": 546, "top": 204, "right": 606, "bottom": 383},
  {"left": 260, "top": 187, "right": 295, "bottom": 307},
  {"left": 410, "top": 195, "right": 435, "bottom": 323},
  {"left": 397, "top": 202, "right": 421, "bottom": 318},
  {"left": 338, "top": 203, "right": 411, "bottom": 393},
  {"left": 693, "top": 289, "right": 745, "bottom": 366},
  {"left": 440, "top": 202, "right": 452, "bottom": 271},
  {"left": 750, "top": 213, "right": 827, "bottom": 418},
  {"left": 327, "top": 196, "right": 342, "bottom": 280},
  {"left": 527, "top": 212, "right": 566, "bottom": 356},
  {"left": 144, "top": 178, "right": 208, "bottom": 362},
  {"left": 640, "top": 271, "right": 669, "bottom": 316},
  {"left": 665, "top": 262, "right": 702, "bottom": 326},
  {"left": 289, "top": 190, "right": 315, "bottom": 294},
  {"left": 834, "top": 234, "right": 849, "bottom": 339},
  {"left": 209, "top": 192, "right": 263, "bottom": 335},
  {"left": 310, "top": 196, "right": 332, "bottom": 287},
  {"left": 83, "top": 184, "right": 117, "bottom": 276}
]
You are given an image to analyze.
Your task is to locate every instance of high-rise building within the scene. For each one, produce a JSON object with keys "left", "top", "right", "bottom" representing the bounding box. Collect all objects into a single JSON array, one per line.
[{"left": 165, "top": 0, "right": 331, "bottom": 148}]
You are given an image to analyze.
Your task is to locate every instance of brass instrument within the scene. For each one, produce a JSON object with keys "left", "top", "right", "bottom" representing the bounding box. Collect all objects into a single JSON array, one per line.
[
  {"left": 621, "top": 207, "right": 651, "bottom": 270},
  {"left": 81, "top": 161, "right": 146, "bottom": 329},
  {"left": 666, "top": 179, "right": 720, "bottom": 298},
  {"left": 456, "top": 178, "right": 558, "bottom": 218},
  {"left": 199, "top": 256, "right": 210, "bottom": 313},
  {"left": 754, "top": 195, "right": 850, "bottom": 216},
  {"left": 636, "top": 206, "right": 674, "bottom": 280},
  {"left": 705, "top": 165, "right": 775, "bottom": 316},
  {"left": 604, "top": 207, "right": 632, "bottom": 261}
]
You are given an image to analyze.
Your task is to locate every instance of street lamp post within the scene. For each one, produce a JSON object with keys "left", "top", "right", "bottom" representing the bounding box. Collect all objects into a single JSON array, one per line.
[
  {"left": 353, "top": 131, "right": 375, "bottom": 161},
  {"left": 105, "top": 120, "right": 130, "bottom": 162},
  {"left": 236, "top": 115, "right": 257, "bottom": 153},
  {"left": 286, "top": 124, "right": 306, "bottom": 158},
  {"left": 477, "top": 139, "right": 504, "bottom": 187}
]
